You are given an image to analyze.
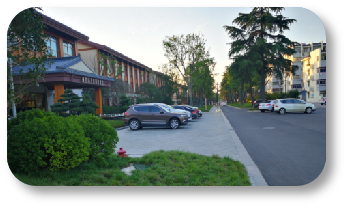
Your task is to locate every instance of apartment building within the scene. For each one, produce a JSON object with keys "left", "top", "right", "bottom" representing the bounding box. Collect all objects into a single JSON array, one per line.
[
  {"left": 265, "top": 41, "right": 326, "bottom": 101},
  {"left": 301, "top": 47, "right": 326, "bottom": 102}
]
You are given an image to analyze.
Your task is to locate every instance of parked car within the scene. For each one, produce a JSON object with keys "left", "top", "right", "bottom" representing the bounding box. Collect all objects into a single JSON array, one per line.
[
  {"left": 184, "top": 105, "right": 202, "bottom": 117},
  {"left": 274, "top": 99, "right": 316, "bottom": 115},
  {"left": 172, "top": 105, "right": 199, "bottom": 119},
  {"left": 124, "top": 103, "right": 188, "bottom": 130},
  {"left": 148, "top": 103, "right": 192, "bottom": 121},
  {"left": 258, "top": 100, "right": 276, "bottom": 112},
  {"left": 319, "top": 97, "right": 326, "bottom": 105},
  {"left": 253, "top": 99, "right": 269, "bottom": 108}
]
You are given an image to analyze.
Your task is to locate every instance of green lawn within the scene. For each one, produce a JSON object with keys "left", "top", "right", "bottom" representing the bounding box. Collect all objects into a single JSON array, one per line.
[
  {"left": 198, "top": 105, "right": 213, "bottom": 112},
  {"left": 13, "top": 150, "right": 251, "bottom": 186},
  {"left": 227, "top": 103, "right": 253, "bottom": 108},
  {"left": 104, "top": 120, "right": 125, "bottom": 129}
]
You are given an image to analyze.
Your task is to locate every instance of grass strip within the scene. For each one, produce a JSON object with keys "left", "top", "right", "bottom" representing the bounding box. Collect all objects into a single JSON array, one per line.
[
  {"left": 14, "top": 150, "right": 251, "bottom": 186},
  {"left": 227, "top": 103, "right": 253, "bottom": 108},
  {"left": 104, "top": 120, "right": 125, "bottom": 129},
  {"left": 198, "top": 105, "right": 213, "bottom": 112}
]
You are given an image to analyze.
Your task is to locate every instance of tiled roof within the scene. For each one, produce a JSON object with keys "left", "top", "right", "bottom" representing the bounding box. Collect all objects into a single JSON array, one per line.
[
  {"left": 38, "top": 12, "right": 89, "bottom": 41},
  {"left": 12, "top": 55, "right": 114, "bottom": 81},
  {"left": 77, "top": 39, "right": 152, "bottom": 71}
]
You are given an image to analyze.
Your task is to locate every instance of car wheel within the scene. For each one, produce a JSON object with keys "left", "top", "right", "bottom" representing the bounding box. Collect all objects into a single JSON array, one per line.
[
  {"left": 325, "top": 101, "right": 326, "bottom": 105},
  {"left": 271, "top": 108, "right": 274, "bottom": 112},
  {"left": 279, "top": 108, "right": 286, "bottom": 115},
  {"left": 261, "top": 109, "right": 265, "bottom": 112},
  {"left": 321, "top": 103, "right": 323, "bottom": 105},
  {"left": 170, "top": 118, "right": 179, "bottom": 129},
  {"left": 129, "top": 119, "right": 140, "bottom": 130},
  {"left": 305, "top": 107, "right": 312, "bottom": 114}
]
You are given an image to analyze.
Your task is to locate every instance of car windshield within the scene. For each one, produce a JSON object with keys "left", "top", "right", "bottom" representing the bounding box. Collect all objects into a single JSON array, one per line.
[{"left": 158, "top": 105, "right": 170, "bottom": 112}]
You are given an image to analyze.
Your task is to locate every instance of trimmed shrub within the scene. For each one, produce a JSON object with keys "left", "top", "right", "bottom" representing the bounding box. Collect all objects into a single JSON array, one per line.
[
  {"left": 102, "top": 105, "right": 118, "bottom": 114},
  {"left": 7, "top": 108, "right": 54, "bottom": 133},
  {"left": 75, "top": 114, "right": 119, "bottom": 161},
  {"left": 7, "top": 114, "right": 89, "bottom": 173}
]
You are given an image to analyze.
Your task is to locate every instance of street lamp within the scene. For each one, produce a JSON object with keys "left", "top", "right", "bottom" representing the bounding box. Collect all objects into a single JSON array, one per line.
[{"left": 186, "top": 89, "right": 188, "bottom": 105}]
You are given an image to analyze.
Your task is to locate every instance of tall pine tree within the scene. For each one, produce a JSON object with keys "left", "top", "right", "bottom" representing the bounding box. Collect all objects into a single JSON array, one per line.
[{"left": 224, "top": 7, "right": 298, "bottom": 102}]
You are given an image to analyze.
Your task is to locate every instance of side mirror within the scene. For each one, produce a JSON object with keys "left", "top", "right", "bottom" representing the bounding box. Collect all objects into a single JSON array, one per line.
[{"left": 160, "top": 110, "right": 165, "bottom": 114}]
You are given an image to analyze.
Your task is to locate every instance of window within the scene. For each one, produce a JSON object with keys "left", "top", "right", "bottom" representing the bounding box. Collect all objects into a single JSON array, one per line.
[
  {"left": 308, "top": 81, "right": 310, "bottom": 87},
  {"left": 318, "top": 79, "right": 326, "bottom": 85},
  {"left": 63, "top": 41, "right": 74, "bottom": 57},
  {"left": 150, "top": 106, "right": 161, "bottom": 112},
  {"left": 294, "top": 75, "right": 300, "bottom": 79},
  {"left": 135, "top": 69, "right": 137, "bottom": 79},
  {"left": 320, "top": 68, "right": 326, "bottom": 72},
  {"left": 134, "top": 106, "right": 150, "bottom": 112},
  {"left": 317, "top": 56, "right": 319, "bottom": 62},
  {"left": 313, "top": 45, "right": 321, "bottom": 51},
  {"left": 280, "top": 100, "right": 291, "bottom": 104},
  {"left": 293, "top": 99, "right": 301, "bottom": 103},
  {"left": 292, "top": 84, "right": 301, "bottom": 89},
  {"left": 45, "top": 35, "right": 58, "bottom": 57},
  {"left": 321, "top": 53, "right": 326, "bottom": 60}
]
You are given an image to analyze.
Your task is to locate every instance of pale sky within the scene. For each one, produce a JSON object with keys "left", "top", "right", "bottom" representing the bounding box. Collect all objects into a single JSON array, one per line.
[{"left": 36, "top": 7, "right": 326, "bottom": 86}]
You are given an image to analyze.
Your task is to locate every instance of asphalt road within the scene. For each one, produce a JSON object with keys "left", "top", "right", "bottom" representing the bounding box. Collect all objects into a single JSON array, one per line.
[{"left": 221, "top": 106, "right": 326, "bottom": 186}]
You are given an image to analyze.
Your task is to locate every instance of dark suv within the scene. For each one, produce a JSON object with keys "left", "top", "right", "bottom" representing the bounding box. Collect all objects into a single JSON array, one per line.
[
  {"left": 172, "top": 105, "right": 198, "bottom": 119},
  {"left": 124, "top": 104, "right": 188, "bottom": 130}
]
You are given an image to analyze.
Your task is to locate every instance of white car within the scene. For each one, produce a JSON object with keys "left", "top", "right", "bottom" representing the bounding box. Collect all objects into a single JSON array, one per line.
[
  {"left": 319, "top": 97, "right": 326, "bottom": 105},
  {"left": 149, "top": 103, "right": 192, "bottom": 121},
  {"left": 259, "top": 100, "right": 276, "bottom": 112},
  {"left": 274, "top": 99, "right": 316, "bottom": 115}
]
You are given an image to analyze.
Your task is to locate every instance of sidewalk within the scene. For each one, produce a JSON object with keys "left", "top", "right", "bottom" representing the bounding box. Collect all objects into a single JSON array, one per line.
[{"left": 116, "top": 106, "right": 267, "bottom": 186}]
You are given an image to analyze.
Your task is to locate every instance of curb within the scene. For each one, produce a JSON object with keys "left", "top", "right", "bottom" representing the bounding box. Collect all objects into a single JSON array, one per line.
[
  {"left": 115, "top": 126, "right": 129, "bottom": 131},
  {"left": 220, "top": 107, "right": 268, "bottom": 186}
]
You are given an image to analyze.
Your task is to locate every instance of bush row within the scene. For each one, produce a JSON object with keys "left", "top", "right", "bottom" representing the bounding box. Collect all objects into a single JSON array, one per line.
[{"left": 7, "top": 109, "right": 119, "bottom": 173}]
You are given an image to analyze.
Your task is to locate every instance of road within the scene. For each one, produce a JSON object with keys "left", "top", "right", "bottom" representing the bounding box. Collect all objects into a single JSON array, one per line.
[{"left": 221, "top": 105, "right": 326, "bottom": 186}]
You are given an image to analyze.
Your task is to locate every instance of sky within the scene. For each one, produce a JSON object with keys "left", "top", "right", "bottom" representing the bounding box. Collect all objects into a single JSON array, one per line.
[{"left": 38, "top": 7, "right": 326, "bottom": 85}]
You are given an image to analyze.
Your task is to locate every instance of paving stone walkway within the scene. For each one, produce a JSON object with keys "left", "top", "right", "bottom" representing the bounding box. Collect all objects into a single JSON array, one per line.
[{"left": 116, "top": 106, "right": 267, "bottom": 186}]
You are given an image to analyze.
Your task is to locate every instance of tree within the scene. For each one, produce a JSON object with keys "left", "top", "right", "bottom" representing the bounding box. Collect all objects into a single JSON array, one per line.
[
  {"left": 163, "top": 33, "right": 208, "bottom": 105},
  {"left": 224, "top": 7, "right": 298, "bottom": 102},
  {"left": 137, "top": 82, "right": 163, "bottom": 103},
  {"left": 119, "top": 94, "right": 133, "bottom": 113},
  {"left": 192, "top": 58, "right": 216, "bottom": 109},
  {"left": 160, "top": 63, "right": 180, "bottom": 100},
  {"left": 228, "top": 53, "right": 261, "bottom": 105},
  {"left": 50, "top": 89, "right": 82, "bottom": 117},
  {"left": 78, "top": 94, "right": 99, "bottom": 115},
  {"left": 7, "top": 7, "right": 51, "bottom": 117}
]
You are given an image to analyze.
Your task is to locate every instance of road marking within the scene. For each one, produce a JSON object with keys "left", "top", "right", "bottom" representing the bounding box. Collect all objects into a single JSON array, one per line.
[{"left": 263, "top": 127, "right": 276, "bottom": 129}]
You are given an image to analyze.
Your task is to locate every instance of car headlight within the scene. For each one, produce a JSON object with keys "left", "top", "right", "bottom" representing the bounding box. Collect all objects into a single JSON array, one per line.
[{"left": 180, "top": 114, "right": 186, "bottom": 117}]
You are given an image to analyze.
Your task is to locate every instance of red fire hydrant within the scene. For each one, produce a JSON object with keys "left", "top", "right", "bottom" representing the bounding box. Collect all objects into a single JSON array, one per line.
[{"left": 117, "top": 148, "right": 127, "bottom": 157}]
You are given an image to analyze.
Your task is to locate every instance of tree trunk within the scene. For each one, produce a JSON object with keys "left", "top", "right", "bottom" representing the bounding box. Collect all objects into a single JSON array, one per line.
[
  {"left": 205, "top": 97, "right": 207, "bottom": 110},
  {"left": 249, "top": 78, "right": 254, "bottom": 108},
  {"left": 260, "top": 8, "right": 266, "bottom": 103},
  {"left": 241, "top": 80, "right": 244, "bottom": 105}
]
